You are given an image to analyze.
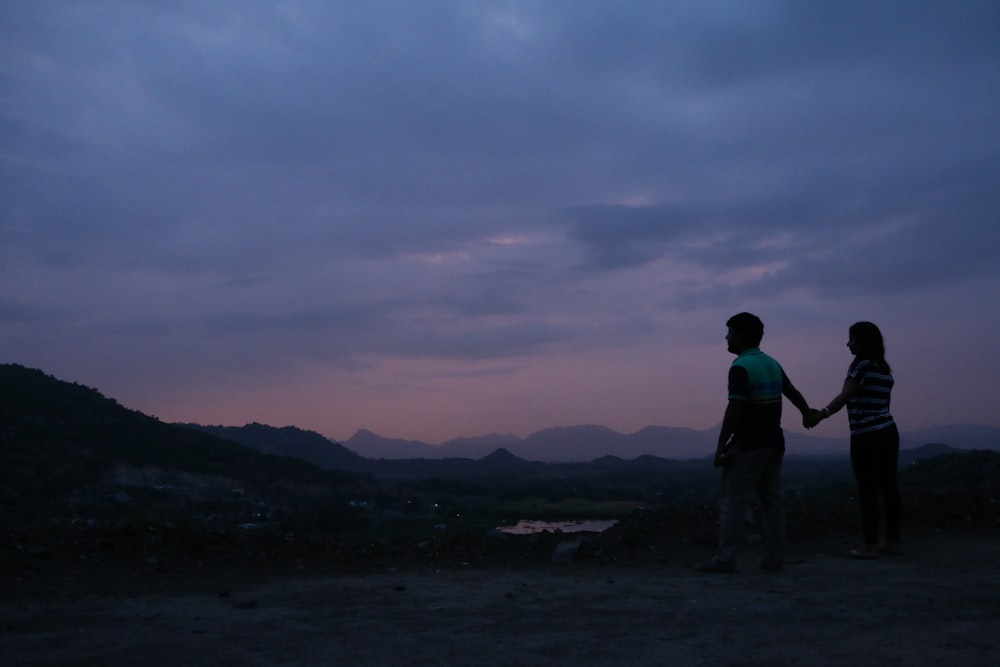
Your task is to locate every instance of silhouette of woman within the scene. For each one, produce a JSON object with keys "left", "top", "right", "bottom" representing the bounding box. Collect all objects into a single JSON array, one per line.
[{"left": 811, "top": 322, "right": 901, "bottom": 558}]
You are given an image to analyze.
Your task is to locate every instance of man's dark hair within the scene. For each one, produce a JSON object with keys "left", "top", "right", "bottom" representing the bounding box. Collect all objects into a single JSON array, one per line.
[{"left": 726, "top": 312, "right": 764, "bottom": 347}]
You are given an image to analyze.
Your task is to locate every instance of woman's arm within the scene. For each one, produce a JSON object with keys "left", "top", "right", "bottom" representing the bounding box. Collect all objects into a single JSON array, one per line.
[{"left": 817, "top": 376, "right": 861, "bottom": 422}]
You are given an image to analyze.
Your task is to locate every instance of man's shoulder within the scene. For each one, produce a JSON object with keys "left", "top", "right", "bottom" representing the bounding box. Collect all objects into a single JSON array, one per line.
[
  {"left": 735, "top": 348, "right": 782, "bottom": 369},
  {"left": 733, "top": 347, "right": 762, "bottom": 363}
]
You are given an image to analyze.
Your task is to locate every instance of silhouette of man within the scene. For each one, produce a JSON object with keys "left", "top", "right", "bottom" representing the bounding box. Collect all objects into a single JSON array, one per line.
[{"left": 697, "top": 312, "right": 813, "bottom": 573}]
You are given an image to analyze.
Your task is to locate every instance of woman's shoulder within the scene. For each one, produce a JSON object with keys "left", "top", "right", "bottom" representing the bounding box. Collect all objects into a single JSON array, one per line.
[
  {"left": 848, "top": 357, "right": 873, "bottom": 376},
  {"left": 849, "top": 357, "right": 890, "bottom": 378}
]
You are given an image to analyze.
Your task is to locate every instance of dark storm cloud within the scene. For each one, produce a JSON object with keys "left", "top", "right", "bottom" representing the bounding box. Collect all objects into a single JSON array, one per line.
[
  {"left": 560, "top": 203, "right": 703, "bottom": 269},
  {"left": 2, "top": 1, "right": 999, "bottom": 439},
  {"left": 5, "top": 2, "right": 998, "bottom": 272}
]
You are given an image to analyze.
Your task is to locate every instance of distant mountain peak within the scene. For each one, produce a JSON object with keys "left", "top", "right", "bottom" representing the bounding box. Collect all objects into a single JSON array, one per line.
[
  {"left": 480, "top": 447, "right": 533, "bottom": 470},
  {"left": 482, "top": 447, "right": 520, "bottom": 461}
]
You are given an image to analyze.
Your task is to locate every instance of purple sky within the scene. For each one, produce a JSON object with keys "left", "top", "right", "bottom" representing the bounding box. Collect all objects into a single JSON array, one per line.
[{"left": 3, "top": 1, "right": 999, "bottom": 445}]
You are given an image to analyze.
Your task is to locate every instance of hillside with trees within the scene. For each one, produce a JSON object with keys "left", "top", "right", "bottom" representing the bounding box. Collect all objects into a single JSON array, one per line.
[{"left": 0, "top": 364, "right": 368, "bottom": 530}]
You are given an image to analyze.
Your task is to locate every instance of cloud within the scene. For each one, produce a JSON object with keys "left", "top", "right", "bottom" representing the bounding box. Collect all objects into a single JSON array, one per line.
[{"left": 2, "top": 1, "right": 999, "bottom": 440}]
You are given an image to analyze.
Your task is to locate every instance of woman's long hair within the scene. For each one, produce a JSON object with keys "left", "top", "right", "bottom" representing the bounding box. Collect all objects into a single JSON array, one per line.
[{"left": 850, "top": 321, "right": 891, "bottom": 373}]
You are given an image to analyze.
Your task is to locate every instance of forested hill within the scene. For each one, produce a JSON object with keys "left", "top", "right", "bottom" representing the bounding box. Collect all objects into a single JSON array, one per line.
[
  {"left": 0, "top": 364, "right": 364, "bottom": 520},
  {"left": 184, "top": 422, "right": 364, "bottom": 473}
]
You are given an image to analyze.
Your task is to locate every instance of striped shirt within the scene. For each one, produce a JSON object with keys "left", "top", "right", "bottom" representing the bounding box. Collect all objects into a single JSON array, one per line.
[
  {"left": 846, "top": 357, "right": 895, "bottom": 435},
  {"left": 728, "top": 347, "right": 789, "bottom": 449}
]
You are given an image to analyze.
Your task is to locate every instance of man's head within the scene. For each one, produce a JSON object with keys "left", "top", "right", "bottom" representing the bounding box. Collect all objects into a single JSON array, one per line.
[{"left": 725, "top": 312, "right": 764, "bottom": 354}]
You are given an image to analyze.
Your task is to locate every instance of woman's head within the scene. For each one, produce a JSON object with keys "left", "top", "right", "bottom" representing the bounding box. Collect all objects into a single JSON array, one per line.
[{"left": 848, "top": 321, "right": 890, "bottom": 371}]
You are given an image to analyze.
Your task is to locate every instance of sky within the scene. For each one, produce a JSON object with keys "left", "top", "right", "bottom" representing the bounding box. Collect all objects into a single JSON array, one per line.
[{"left": 2, "top": 1, "right": 999, "bottom": 446}]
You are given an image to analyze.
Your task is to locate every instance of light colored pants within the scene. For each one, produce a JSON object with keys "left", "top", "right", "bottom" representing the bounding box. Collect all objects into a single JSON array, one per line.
[{"left": 717, "top": 445, "right": 785, "bottom": 569}]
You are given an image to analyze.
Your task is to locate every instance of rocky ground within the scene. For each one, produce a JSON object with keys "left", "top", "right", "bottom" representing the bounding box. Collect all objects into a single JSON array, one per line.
[{"left": 3, "top": 491, "right": 999, "bottom": 666}]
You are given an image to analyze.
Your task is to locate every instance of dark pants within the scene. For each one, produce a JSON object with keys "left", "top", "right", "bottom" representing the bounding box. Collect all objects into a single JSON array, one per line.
[
  {"left": 850, "top": 423, "right": 902, "bottom": 546},
  {"left": 717, "top": 445, "right": 785, "bottom": 568}
]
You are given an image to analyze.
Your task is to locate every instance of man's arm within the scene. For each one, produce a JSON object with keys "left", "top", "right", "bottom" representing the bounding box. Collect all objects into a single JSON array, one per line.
[
  {"left": 715, "top": 398, "right": 745, "bottom": 467},
  {"left": 782, "top": 376, "right": 811, "bottom": 415},
  {"left": 717, "top": 364, "right": 749, "bottom": 466},
  {"left": 782, "top": 372, "right": 813, "bottom": 427}
]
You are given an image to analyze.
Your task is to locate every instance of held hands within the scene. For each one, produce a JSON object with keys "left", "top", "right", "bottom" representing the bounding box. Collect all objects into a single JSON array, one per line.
[{"left": 803, "top": 408, "right": 824, "bottom": 429}]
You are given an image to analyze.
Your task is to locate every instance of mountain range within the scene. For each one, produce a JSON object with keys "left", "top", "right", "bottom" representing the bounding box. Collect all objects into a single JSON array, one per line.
[
  {"left": 333, "top": 423, "right": 1000, "bottom": 462},
  {"left": 188, "top": 418, "right": 1000, "bottom": 466},
  {"left": 6, "top": 362, "right": 999, "bottom": 471}
]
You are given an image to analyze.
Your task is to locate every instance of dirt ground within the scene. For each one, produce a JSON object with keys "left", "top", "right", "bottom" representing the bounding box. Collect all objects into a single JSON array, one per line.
[{"left": 4, "top": 530, "right": 1000, "bottom": 667}]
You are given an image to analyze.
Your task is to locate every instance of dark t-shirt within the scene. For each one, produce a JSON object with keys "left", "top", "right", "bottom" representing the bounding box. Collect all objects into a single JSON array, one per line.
[{"left": 728, "top": 348, "right": 788, "bottom": 450}]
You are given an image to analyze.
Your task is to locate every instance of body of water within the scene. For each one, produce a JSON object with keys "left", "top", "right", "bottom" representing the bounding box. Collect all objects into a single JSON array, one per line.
[{"left": 496, "top": 519, "right": 618, "bottom": 535}]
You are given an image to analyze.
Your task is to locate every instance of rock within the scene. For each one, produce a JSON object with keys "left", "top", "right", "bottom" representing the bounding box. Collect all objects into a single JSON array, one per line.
[{"left": 551, "top": 537, "right": 591, "bottom": 563}]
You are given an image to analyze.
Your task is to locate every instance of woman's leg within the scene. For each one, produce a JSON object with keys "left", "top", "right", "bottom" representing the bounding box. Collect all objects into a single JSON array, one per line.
[
  {"left": 877, "top": 424, "right": 902, "bottom": 545},
  {"left": 850, "top": 437, "right": 880, "bottom": 549}
]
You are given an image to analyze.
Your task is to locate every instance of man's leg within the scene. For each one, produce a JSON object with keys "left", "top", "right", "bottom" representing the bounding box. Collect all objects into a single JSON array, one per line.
[
  {"left": 756, "top": 447, "right": 785, "bottom": 569},
  {"left": 715, "top": 448, "right": 768, "bottom": 568}
]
